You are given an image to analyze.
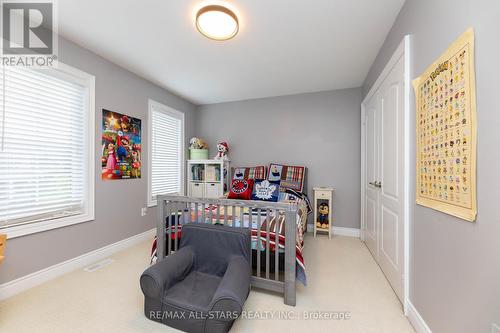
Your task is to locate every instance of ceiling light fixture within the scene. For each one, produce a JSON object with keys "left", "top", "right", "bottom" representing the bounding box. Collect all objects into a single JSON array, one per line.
[{"left": 195, "top": 4, "right": 239, "bottom": 41}]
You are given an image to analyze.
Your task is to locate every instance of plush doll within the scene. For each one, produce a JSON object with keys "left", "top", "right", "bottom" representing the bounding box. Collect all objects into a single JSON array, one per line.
[
  {"left": 316, "top": 203, "right": 329, "bottom": 229},
  {"left": 214, "top": 141, "right": 229, "bottom": 160}
]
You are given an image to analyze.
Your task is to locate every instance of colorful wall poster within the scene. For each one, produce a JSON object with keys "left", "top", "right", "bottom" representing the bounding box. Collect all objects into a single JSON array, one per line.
[
  {"left": 412, "top": 28, "right": 477, "bottom": 221},
  {"left": 101, "top": 109, "right": 142, "bottom": 180}
]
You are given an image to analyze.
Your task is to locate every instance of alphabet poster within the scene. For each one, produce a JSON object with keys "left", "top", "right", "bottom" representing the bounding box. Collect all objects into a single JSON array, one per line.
[
  {"left": 413, "top": 28, "right": 477, "bottom": 221},
  {"left": 101, "top": 109, "right": 142, "bottom": 180}
]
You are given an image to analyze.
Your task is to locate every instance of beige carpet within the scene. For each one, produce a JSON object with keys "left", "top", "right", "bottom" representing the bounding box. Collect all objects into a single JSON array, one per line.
[{"left": 0, "top": 234, "right": 414, "bottom": 333}]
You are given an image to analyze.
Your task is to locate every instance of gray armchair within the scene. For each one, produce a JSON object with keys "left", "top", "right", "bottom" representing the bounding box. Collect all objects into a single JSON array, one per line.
[{"left": 140, "top": 223, "right": 251, "bottom": 333}]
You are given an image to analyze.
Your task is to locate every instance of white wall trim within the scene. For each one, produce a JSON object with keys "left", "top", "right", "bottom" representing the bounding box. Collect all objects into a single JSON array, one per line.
[
  {"left": 307, "top": 225, "right": 360, "bottom": 238},
  {"left": 0, "top": 228, "right": 155, "bottom": 301},
  {"left": 332, "top": 226, "right": 360, "bottom": 238},
  {"left": 406, "top": 300, "right": 433, "bottom": 333}
]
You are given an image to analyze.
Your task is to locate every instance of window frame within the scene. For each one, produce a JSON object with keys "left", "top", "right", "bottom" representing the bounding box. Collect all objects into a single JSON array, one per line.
[
  {"left": 147, "top": 99, "right": 185, "bottom": 207},
  {"left": 0, "top": 62, "right": 96, "bottom": 239}
]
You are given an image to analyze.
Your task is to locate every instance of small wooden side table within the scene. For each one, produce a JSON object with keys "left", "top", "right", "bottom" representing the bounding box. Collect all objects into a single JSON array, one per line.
[{"left": 313, "top": 187, "right": 334, "bottom": 238}]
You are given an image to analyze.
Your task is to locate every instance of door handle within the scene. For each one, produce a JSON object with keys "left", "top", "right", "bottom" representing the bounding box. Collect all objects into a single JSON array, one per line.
[
  {"left": 369, "top": 182, "right": 376, "bottom": 187},
  {"left": 369, "top": 181, "right": 382, "bottom": 188}
]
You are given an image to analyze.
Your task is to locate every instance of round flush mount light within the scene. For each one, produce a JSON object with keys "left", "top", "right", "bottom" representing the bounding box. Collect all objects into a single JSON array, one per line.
[{"left": 196, "top": 4, "right": 239, "bottom": 41}]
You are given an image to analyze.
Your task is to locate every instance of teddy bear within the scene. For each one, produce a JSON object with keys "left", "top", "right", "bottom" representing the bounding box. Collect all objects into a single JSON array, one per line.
[
  {"left": 214, "top": 141, "right": 229, "bottom": 160},
  {"left": 316, "top": 203, "right": 329, "bottom": 229},
  {"left": 189, "top": 137, "right": 208, "bottom": 150}
]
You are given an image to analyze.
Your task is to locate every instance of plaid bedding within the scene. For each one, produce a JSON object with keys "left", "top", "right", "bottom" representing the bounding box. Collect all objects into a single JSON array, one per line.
[{"left": 232, "top": 166, "right": 267, "bottom": 180}]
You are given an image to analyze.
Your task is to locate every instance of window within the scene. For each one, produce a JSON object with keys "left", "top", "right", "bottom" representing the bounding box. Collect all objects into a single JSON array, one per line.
[
  {"left": 148, "top": 100, "right": 184, "bottom": 206},
  {"left": 0, "top": 64, "right": 95, "bottom": 238}
]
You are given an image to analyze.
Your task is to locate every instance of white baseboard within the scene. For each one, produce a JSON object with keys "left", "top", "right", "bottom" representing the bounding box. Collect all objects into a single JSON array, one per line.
[
  {"left": 306, "top": 225, "right": 360, "bottom": 238},
  {"left": 0, "top": 228, "right": 155, "bottom": 301},
  {"left": 406, "top": 300, "right": 433, "bottom": 333},
  {"left": 333, "top": 226, "right": 360, "bottom": 238}
]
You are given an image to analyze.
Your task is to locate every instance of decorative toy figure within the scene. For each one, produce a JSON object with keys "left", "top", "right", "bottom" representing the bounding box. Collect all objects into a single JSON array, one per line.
[
  {"left": 116, "top": 132, "right": 130, "bottom": 163},
  {"left": 316, "top": 203, "right": 329, "bottom": 229},
  {"left": 106, "top": 143, "right": 117, "bottom": 171},
  {"left": 214, "top": 141, "right": 229, "bottom": 160},
  {"left": 189, "top": 137, "right": 208, "bottom": 149}
]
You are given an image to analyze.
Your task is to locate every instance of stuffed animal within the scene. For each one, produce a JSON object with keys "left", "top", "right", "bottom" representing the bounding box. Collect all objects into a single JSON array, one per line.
[
  {"left": 316, "top": 203, "right": 329, "bottom": 229},
  {"left": 214, "top": 141, "right": 229, "bottom": 160},
  {"left": 189, "top": 137, "right": 208, "bottom": 150}
]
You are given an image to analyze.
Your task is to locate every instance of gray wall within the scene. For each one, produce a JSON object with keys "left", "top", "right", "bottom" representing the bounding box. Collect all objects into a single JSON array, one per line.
[
  {"left": 363, "top": 0, "right": 500, "bottom": 332},
  {"left": 0, "top": 36, "right": 197, "bottom": 284},
  {"left": 196, "top": 88, "right": 362, "bottom": 229}
]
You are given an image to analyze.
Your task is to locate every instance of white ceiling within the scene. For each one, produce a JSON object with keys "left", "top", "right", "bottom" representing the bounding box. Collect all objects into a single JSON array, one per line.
[{"left": 58, "top": 0, "right": 405, "bottom": 105}]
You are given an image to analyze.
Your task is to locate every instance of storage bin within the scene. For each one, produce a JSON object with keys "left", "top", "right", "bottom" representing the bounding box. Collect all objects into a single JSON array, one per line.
[{"left": 189, "top": 148, "right": 209, "bottom": 160}]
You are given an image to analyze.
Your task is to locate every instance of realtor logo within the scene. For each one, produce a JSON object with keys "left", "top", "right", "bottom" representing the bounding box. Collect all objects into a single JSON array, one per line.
[{"left": 0, "top": 0, "right": 57, "bottom": 66}]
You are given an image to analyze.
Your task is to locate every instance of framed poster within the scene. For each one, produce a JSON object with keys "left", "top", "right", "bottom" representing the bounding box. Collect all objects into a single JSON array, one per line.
[
  {"left": 412, "top": 28, "right": 477, "bottom": 221},
  {"left": 101, "top": 109, "right": 142, "bottom": 180}
]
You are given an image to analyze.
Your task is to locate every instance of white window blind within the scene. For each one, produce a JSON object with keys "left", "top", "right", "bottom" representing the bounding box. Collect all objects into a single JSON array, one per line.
[
  {"left": 149, "top": 101, "right": 184, "bottom": 205},
  {"left": 0, "top": 66, "right": 91, "bottom": 230}
]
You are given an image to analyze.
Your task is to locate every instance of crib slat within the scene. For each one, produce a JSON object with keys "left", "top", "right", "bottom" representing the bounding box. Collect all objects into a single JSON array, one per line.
[
  {"left": 275, "top": 209, "right": 280, "bottom": 281},
  {"left": 183, "top": 203, "right": 188, "bottom": 225},
  {"left": 174, "top": 203, "right": 179, "bottom": 251},
  {"left": 229, "top": 206, "right": 233, "bottom": 227},
  {"left": 257, "top": 208, "right": 261, "bottom": 278},
  {"left": 248, "top": 207, "right": 253, "bottom": 269},
  {"left": 194, "top": 202, "right": 198, "bottom": 223},
  {"left": 202, "top": 203, "right": 206, "bottom": 223},
  {"left": 266, "top": 209, "right": 270, "bottom": 280},
  {"left": 217, "top": 205, "right": 221, "bottom": 224},
  {"left": 224, "top": 205, "right": 228, "bottom": 225},
  {"left": 156, "top": 198, "right": 166, "bottom": 261},
  {"left": 239, "top": 206, "right": 244, "bottom": 228},
  {"left": 166, "top": 201, "right": 172, "bottom": 257},
  {"left": 209, "top": 203, "right": 213, "bottom": 224}
]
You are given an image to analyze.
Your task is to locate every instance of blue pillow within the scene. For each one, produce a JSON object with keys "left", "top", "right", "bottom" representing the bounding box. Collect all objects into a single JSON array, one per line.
[{"left": 251, "top": 180, "right": 280, "bottom": 202}]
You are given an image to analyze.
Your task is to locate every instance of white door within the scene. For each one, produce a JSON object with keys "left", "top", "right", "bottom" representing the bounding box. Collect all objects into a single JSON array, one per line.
[
  {"left": 377, "top": 55, "right": 405, "bottom": 301},
  {"left": 362, "top": 45, "right": 407, "bottom": 304},
  {"left": 363, "top": 95, "right": 379, "bottom": 259}
]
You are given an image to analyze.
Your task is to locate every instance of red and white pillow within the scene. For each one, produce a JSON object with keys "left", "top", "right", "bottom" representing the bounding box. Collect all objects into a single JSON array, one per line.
[{"left": 227, "top": 179, "right": 254, "bottom": 200}]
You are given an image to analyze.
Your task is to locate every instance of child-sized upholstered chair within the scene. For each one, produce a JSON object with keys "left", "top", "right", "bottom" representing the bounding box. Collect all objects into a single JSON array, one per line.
[{"left": 140, "top": 223, "right": 251, "bottom": 333}]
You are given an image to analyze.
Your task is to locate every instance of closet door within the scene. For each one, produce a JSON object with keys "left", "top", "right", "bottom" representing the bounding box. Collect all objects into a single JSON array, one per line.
[
  {"left": 362, "top": 43, "right": 408, "bottom": 306},
  {"left": 377, "top": 56, "right": 405, "bottom": 301},
  {"left": 363, "top": 94, "right": 380, "bottom": 259}
]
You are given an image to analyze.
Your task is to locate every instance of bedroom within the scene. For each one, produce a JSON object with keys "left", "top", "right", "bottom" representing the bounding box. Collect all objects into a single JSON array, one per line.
[{"left": 0, "top": 1, "right": 498, "bottom": 333}]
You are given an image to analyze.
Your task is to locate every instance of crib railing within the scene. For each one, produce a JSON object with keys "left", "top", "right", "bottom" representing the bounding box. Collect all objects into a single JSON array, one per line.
[{"left": 156, "top": 195, "right": 298, "bottom": 306}]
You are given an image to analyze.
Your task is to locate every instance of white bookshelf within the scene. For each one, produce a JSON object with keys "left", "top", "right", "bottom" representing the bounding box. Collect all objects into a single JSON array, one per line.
[{"left": 187, "top": 159, "right": 230, "bottom": 199}]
